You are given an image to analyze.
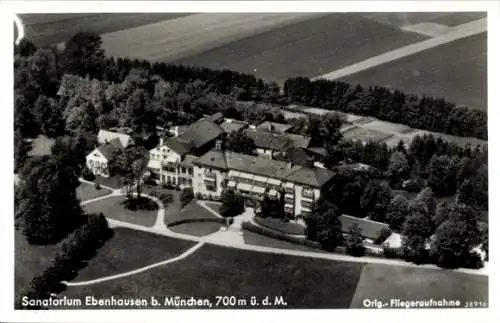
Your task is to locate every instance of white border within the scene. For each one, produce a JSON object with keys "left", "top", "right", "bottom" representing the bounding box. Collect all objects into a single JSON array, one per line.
[{"left": 1, "top": 1, "right": 498, "bottom": 323}]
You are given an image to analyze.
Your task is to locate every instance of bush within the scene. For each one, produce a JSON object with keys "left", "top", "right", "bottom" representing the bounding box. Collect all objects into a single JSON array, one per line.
[
  {"left": 402, "top": 178, "right": 425, "bottom": 193},
  {"left": 144, "top": 178, "right": 157, "bottom": 186},
  {"left": 82, "top": 167, "right": 95, "bottom": 181},
  {"left": 383, "top": 245, "right": 404, "bottom": 259},
  {"left": 180, "top": 187, "right": 194, "bottom": 207},
  {"left": 242, "top": 221, "right": 321, "bottom": 249},
  {"left": 373, "top": 227, "right": 393, "bottom": 245},
  {"left": 195, "top": 192, "right": 203, "bottom": 200},
  {"left": 167, "top": 217, "right": 227, "bottom": 227},
  {"left": 345, "top": 224, "right": 366, "bottom": 257},
  {"left": 464, "top": 252, "right": 484, "bottom": 269},
  {"left": 95, "top": 183, "right": 101, "bottom": 190},
  {"left": 121, "top": 197, "right": 158, "bottom": 211}
]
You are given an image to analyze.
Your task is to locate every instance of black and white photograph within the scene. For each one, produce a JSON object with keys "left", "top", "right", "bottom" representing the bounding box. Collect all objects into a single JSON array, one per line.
[{"left": 2, "top": 0, "right": 497, "bottom": 321}]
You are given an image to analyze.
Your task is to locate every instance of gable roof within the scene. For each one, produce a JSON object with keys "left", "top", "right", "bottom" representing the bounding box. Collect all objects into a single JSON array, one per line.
[
  {"left": 98, "top": 129, "right": 133, "bottom": 148},
  {"left": 244, "top": 129, "right": 291, "bottom": 151},
  {"left": 193, "top": 150, "right": 228, "bottom": 170},
  {"left": 96, "top": 138, "right": 123, "bottom": 160},
  {"left": 202, "top": 112, "right": 224, "bottom": 124},
  {"left": 180, "top": 154, "right": 198, "bottom": 168},
  {"left": 165, "top": 137, "right": 194, "bottom": 156},
  {"left": 339, "top": 214, "right": 389, "bottom": 240},
  {"left": 257, "top": 121, "right": 293, "bottom": 134},
  {"left": 285, "top": 167, "right": 335, "bottom": 188},
  {"left": 285, "top": 147, "right": 314, "bottom": 167},
  {"left": 178, "top": 120, "right": 224, "bottom": 150},
  {"left": 220, "top": 119, "right": 249, "bottom": 133}
]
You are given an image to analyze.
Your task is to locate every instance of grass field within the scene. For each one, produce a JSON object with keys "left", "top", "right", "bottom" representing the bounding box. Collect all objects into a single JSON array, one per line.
[
  {"left": 350, "top": 263, "right": 488, "bottom": 308},
  {"left": 362, "top": 12, "right": 486, "bottom": 28},
  {"left": 101, "top": 13, "right": 325, "bottom": 63},
  {"left": 342, "top": 33, "right": 487, "bottom": 110},
  {"left": 62, "top": 243, "right": 363, "bottom": 309},
  {"left": 242, "top": 230, "right": 325, "bottom": 254},
  {"left": 82, "top": 196, "right": 158, "bottom": 227},
  {"left": 168, "top": 202, "right": 222, "bottom": 236},
  {"left": 174, "top": 13, "right": 427, "bottom": 84},
  {"left": 69, "top": 228, "right": 196, "bottom": 282},
  {"left": 77, "top": 182, "right": 112, "bottom": 202},
  {"left": 19, "top": 13, "right": 193, "bottom": 47},
  {"left": 15, "top": 230, "right": 58, "bottom": 299}
]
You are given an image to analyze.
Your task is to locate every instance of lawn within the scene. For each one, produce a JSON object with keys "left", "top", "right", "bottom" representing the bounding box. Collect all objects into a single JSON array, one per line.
[
  {"left": 77, "top": 182, "right": 112, "bottom": 202},
  {"left": 83, "top": 196, "right": 158, "bottom": 227},
  {"left": 20, "top": 13, "right": 192, "bottom": 47},
  {"left": 174, "top": 13, "right": 427, "bottom": 84},
  {"left": 168, "top": 202, "right": 222, "bottom": 237},
  {"left": 27, "top": 135, "right": 55, "bottom": 157},
  {"left": 93, "top": 176, "right": 124, "bottom": 190},
  {"left": 62, "top": 244, "right": 363, "bottom": 309},
  {"left": 253, "top": 216, "right": 306, "bottom": 236},
  {"left": 15, "top": 230, "right": 59, "bottom": 299},
  {"left": 342, "top": 33, "right": 487, "bottom": 110},
  {"left": 350, "top": 263, "right": 488, "bottom": 308},
  {"left": 68, "top": 228, "right": 196, "bottom": 283},
  {"left": 204, "top": 201, "right": 221, "bottom": 214}
]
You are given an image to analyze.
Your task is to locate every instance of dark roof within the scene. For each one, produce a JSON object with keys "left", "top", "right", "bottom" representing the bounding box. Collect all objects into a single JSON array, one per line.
[
  {"left": 202, "top": 112, "right": 224, "bottom": 124},
  {"left": 284, "top": 167, "right": 334, "bottom": 188},
  {"left": 178, "top": 120, "right": 224, "bottom": 150},
  {"left": 165, "top": 137, "right": 194, "bottom": 156},
  {"left": 193, "top": 150, "right": 228, "bottom": 170},
  {"left": 97, "top": 138, "right": 123, "bottom": 160},
  {"left": 256, "top": 121, "right": 293, "bottom": 134},
  {"left": 220, "top": 120, "right": 249, "bottom": 133},
  {"left": 306, "top": 147, "right": 327, "bottom": 157},
  {"left": 244, "top": 129, "right": 292, "bottom": 151},
  {"left": 286, "top": 133, "right": 311, "bottom": 148},
  {"left": 180, "top": 154, "right": 197, "bottom": 168},
  {"left": 339, "top": 214, "right": 389, "bottom": 240},
  {"left": 285, "top": 148, "right": 314, "bottom": 167}
]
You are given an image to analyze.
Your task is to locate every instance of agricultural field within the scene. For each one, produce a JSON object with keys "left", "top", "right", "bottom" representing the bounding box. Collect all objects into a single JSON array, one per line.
[
  {"left": 174, "top": 13, "right": 428, "bottom": 84},
  {"left": 19, "top": 13, "right": 192, "bottom": 47},
  {"left": 341, "top": 33, "right": 487, "bottom": 110},
  {"left": 101, "top": 13, "right": 326, "bottom": 63},
  {"left": 362, "top": 12, "right": 487, "bottom": 28}
]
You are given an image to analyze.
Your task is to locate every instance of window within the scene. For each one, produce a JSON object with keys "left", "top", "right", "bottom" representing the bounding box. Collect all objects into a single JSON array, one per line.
[
  {"left": 301, "top": 200, "right": 313, "bottom": 209},
  {"left": 206, "top": 184, "right": 217, "bottom": 192},
  {"left": 302, "top": 187, "right": 314, "bottom": 198},
  {"left": 285, "top": 197, "right": 294, "bottom": 205},
  {"left": 188, "top": 168, "right": 193, "bottom": 175}
]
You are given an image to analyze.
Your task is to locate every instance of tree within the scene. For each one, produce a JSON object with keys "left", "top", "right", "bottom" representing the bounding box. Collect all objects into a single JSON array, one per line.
[
  {"left": 33, "top": 95, "right": 64, "bottom": 138},
  {"left": 433, "top": 201, "right": 452, "bottom": 228},
  {"left": 385, "top": 195, "right": 410, "bottom": 231},
  {"left": 15, "top": 38, "right": 37, "bottom": 57},
  {"left": 62, "top": 32, "right": 105, "bottom": 79},
  {"left": 180, "top": 187, "right": 194, "bottom": 207},
  {"left": 51, "top": 132, "right": 96, "bottom": 176},
  {"left": 345, "top": 224, "right": 365, "bottom": 257},
  {"left": 15, "top": 156, "right": 85, "bottom": 244},
  {"left": 111, "top": 146, "right": 150, "bottom": 199},
  {"left": 431, "top": 216, "right": 481, "bottom": 269},
  {"left": 225, "top": 131, "right": 256, "bottom": 155},
  {"left": 427, "top": 154, "right": 455, "bottom": 197},
  {"left": 260, "top": 193, "right": 285, "bottom": 218},
  {"left": 409, "top": 187, "right": 437, "bottom": 219},
  {"left": 360, "top": 180, "right": 392, "bottom": 222},
  {"left": 386, "top": 151, "right": 410, "bottom": 187},
  {"left": 28, "top": 49, "right": 59, "bottom": 96},
  {"left": 14, "top": 130, "right": 30, "bottom": 173},
  {"left": 305, "top": 198, "right": 343, "bottom": 251},
  {"left": 219, "top": 189, "right": 244, "bottom": 218}
]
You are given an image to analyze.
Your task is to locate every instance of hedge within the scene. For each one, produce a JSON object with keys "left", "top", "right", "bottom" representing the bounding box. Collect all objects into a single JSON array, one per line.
[
  {"left": 17, "top": 214, "right": 113, "bottom": 309},
  {"left": 253, "top": 216, "right": 306, "bottom": 236},
  {"left": 166, "top": 217, "right": 229, "bottom": 228},
  {"left": 242, "top": 221, "right": 322, "bottom": 249}
]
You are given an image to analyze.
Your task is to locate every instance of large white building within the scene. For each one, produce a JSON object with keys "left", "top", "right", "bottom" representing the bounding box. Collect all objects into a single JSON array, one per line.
[{"left": 191, "top": 147, "right": 334, "bottom": 219}]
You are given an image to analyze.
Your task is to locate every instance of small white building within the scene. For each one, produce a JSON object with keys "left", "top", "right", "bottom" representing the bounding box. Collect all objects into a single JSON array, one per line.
[{"left": 85, "top": 130, "right": 134, "bottom": 177}]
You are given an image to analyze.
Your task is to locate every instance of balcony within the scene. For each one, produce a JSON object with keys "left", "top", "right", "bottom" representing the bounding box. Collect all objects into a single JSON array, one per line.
[
  {"left": 301, "top": 189, "right": 314, "bottom": 200},
  {"left": 205, "top": 172, "right": 216, "bottom": 180},
  {"left": 301, "top": 201, "right": 313, "bottom": 210}
]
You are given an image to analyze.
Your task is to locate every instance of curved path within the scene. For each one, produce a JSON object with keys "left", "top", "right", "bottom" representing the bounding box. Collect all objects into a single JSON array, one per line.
[
  {"left": 77, "top": 180, "right": 488, "bottom": 279},
  {"left": 64, "top": 242, "right": 205, "bottom": 286}
]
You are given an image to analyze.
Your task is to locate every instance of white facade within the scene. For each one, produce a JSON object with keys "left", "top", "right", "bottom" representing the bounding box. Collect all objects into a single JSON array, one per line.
[
  {"left": 86, "top": 148, "right": 110, "bottom": 177},
  {"left": 192, "top": 165, "right": 227, "bottom": 198}
]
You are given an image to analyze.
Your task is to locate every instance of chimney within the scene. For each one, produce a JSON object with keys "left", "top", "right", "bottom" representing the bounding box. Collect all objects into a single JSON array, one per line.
[
  {"left": 215, "top": 139, "right": 223, "bottom": 151},
  {"left": 268, "top": 123, "right": 273, "bottom": 132},
  {"left": 159, "top": 137, "right": 164, "bottom": 146},
  {"left": 174, "top": 126, "right": 179, "bottom": 137},
  {"left": 250, "top": 125, "right": 256, "bottom": 130}
]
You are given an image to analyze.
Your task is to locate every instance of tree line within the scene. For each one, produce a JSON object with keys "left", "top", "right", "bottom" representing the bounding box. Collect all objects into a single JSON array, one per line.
[{"left": 283, "top": 77, "right": 487, "bottom": 140}]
